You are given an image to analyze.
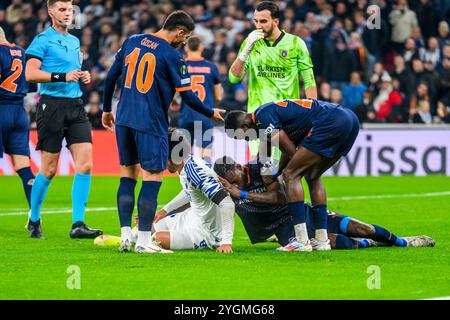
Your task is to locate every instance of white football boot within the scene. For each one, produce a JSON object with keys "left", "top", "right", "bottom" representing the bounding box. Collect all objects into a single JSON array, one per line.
[
  {"left": 404, "top": 236, "right": 435, "bottom": 247},
  {"left": 135, "top": 242, "right": 173, "bottom": 254},
  {"left": 118, "top": 239, "right": 134, "bottom": 253},
  {"left": 276, "top": 238, "right": 312, "bottom": 252}
]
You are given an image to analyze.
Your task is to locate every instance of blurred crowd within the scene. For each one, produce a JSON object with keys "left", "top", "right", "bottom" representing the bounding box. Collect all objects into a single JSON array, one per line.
[{"left": 1, "top": 0, "right": 450, "bottom": 127}]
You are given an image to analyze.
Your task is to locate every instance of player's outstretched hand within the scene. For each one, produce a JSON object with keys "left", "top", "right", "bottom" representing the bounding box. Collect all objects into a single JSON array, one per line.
[
  {"left": 80, "top": 71, "right": 91, "bottom": 84},
  {"left": 66, "top": 70, "right": 83, "bottom": 82},
  {"left": 153, "top": 209, "right": 168, "bottom": 225},
  {"left": 102, "top": 112, "right": 115, "bottom": 131},
  {"left": 216, "top": 244, "right": 233, "bottom": 253},
  {"left": 211, "top": 108, "right": 226, "bottom": 123}
]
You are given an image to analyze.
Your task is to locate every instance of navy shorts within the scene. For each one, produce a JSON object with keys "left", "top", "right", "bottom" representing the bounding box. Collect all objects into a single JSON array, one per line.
[
  {"left": 178, "top": 119, "right": 214, "bottom": 149},
  {"left": 0, "top": 104, "right": 30, "bottom": 158},
  {"left": 115, "top": 125, "right": 168, "bottom": 172},
  {"left": 302, "top": 107, "right": 359, "bottom": 158},
  {"left": 275, "top": 212, "right": 350, "bottom": 246}
]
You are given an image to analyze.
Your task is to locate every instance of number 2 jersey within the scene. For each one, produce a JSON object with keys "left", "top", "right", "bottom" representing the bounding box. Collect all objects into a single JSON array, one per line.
[
  {"left": 0, "top": 42, "right": 30, "bottom": 105},
  {"left": 104, "top": 34, "right": 210, "bottom": 138}
]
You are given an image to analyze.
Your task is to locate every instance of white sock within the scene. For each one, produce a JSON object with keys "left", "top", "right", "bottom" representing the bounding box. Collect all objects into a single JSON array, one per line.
[
  {"left": 131, "top": 226, "right": 138, "bottom": 243},
  {"left": 136, "top": 231, "right": 152, "bottom": 247},
  {"left": 294, "top": 223, "right": 309, "bottom": 245},
  {"left": 121, "top": 227, "right": 132, "bottom": 242},
  {"left": 315, "top": 229, "right": 328, "bottom": 242}
]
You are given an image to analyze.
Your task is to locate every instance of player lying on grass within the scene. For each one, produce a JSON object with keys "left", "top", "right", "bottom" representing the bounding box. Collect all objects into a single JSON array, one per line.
[
  {"left": 213, "top": 156, "right": 435, "bottom": 249},
  {"left": 96, "top": 129, "right": 236, "bottom": 253},
  {"left": 149, "top": 129, "right": 235, "bottom": 253}
]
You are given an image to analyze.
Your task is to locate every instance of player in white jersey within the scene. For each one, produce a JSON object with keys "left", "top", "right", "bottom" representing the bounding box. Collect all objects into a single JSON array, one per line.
[{"left": 151, "top": 129, "right": 235, "bottom": 253}]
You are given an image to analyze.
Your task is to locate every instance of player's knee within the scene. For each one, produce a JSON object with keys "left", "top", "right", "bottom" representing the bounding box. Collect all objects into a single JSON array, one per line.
[
  {"left": 75, "top": 160, "right": 92, "bottom": 174},
  {"left": 282, "top": 169, "right": 299, "bottom": 184},
  {"left": 41, "top": 167, "right": 57, "bottom": 179},
  {"left": 355, "top": 223, "right": 375, "bottom": 237}
]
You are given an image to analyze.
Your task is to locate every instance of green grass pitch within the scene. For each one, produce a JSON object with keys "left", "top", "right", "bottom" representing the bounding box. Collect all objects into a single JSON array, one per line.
[{"left": 0, "top": 175, "right": 449, "bottom": 300}]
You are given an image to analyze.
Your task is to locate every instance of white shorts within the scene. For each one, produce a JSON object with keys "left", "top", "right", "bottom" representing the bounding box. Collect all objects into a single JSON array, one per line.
[{"left": 154, "top": 208, "right": 215, "bottom": 250}]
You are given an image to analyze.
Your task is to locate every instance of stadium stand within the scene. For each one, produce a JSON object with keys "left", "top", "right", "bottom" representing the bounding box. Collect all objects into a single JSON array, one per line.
[{"left": 1, "top": 0, "right": 449, "bottom": 127}]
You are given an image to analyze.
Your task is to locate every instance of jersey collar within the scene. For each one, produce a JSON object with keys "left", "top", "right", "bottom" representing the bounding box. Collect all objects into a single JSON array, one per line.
[
  {"left": 0, "top": 42, "right": 15, "bottom": 47},
  {"left": 263, "top": 31, "right": 285, "bottom": 47},
  {"left": 185, "top": 57, "right": 205, "bottom": 61},
  {"left": 149, "top": 33, "right": 170, "bottom": 45}
]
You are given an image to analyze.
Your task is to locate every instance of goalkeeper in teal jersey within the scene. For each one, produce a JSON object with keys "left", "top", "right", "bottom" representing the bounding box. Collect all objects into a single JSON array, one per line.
[{"left": 228, "top": 1, "right": 317, "bottom": 114}]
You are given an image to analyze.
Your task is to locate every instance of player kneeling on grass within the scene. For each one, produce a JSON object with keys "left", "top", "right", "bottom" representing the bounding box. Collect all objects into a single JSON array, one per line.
[
  {"left": 149, "top": 129, "right": 235, "bottom": 253},
  {"left": 213, "top": 156, "right": 435, "bottom": 250}
]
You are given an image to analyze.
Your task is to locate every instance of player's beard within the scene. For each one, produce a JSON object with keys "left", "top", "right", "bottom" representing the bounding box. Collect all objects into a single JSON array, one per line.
[{"left": 263, "top": 23, "right": 275, "bottom": 38}]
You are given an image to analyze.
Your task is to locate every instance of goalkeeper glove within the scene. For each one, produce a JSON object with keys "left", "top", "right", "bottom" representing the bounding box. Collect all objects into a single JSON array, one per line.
[{"left": 238, "top": 29, "right": 265, "bottom": 62}]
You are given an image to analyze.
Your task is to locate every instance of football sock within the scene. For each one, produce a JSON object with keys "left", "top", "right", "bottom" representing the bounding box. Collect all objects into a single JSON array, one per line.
[
  {"left": 357, "top": 239, "right": 370, "bottom": 248},
  {"left": 17, "top": 167, "right": 34, "bottom": 208},
  {"left": 313, "top": 204, "right": 328, "bottom": 241},
  {"left": 136, "top": 231, "right": 152, "bottom": 247},
  {"left": 72, "top": 173, "right": 91, "bottom": 223},
  {"left": 137, "top": 181, "right": 162, "bottom": 232},
  {"left": 372, "top": 225, "right": 407, "bottom": 247},
  {"left": 289, "top": 201, "right": 309, "bottom": 244},
  {"left": 30, "top": 173, "right": 51, "bottom": 222},
  {"left": 121, "top": 226, "right": 133, "bottom": 242},
  {"left": 335, "top": 234, "right": 358, "bottom": 249},
  {"left": 117, "top": 177, "right": 137, "bottom": 227}
]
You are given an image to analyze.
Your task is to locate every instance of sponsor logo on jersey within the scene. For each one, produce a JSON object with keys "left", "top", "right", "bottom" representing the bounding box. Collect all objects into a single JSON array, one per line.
[
  {"left": 256, "top": 65, "right": 287, "bottom": 79},
  {"left": 264, "top": 124, "right": 275, "bottom": 136}
]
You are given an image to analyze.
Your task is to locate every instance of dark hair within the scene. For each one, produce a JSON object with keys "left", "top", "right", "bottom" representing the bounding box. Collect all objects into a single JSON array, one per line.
[
  {"left": 224, "top": 111, "right": 246, "bottom": 131},
  {"left": 255, "top": 1, "right": 280, "bottom": 19},
  {"left": 214, "top": 156, "right": 237, "bottom": 178},
  {"left": 162, "top": 11, "right": 195, "bottom": 32},
  {"left": 47, "top": 0, "right": 72, "bottom": 7},
  {"left": 187, "top": 36, "right": 201, "bottom": 51}
]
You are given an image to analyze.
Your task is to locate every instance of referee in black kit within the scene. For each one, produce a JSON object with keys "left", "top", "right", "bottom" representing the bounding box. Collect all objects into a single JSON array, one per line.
[{"left": 24, "top": 0, "right": 102, "bottom": 239}]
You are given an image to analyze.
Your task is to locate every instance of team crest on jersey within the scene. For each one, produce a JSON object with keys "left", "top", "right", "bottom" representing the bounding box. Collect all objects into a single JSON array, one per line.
[
  {"left": 280, "top": 50, "right": 288, "bottom": 58},
  {"left": 180, "top": 65, "right": 188, "bottom": 75}
]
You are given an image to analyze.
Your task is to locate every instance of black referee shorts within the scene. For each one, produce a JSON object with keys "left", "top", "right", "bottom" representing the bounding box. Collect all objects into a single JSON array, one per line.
[{"left": 36, "top": 95, "right": 92, "bottom": 153}]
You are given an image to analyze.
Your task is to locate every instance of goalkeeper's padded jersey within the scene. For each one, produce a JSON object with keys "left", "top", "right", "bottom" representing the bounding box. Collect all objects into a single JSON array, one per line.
[{"left": 231, "top": 32, "right": 315, "bottom": 113}]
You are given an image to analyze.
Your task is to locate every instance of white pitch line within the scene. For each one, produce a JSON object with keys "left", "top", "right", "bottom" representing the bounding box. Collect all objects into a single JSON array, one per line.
[
  {"left": 0, "top": 205, "right": 165, "bottom": 217},
  {"left": 328, "top": 191, "right": 450, "bottom": 201},
  {"left": 422, "top": 296, "right": 450, "bottom": 300},
  {"left": 0, "top": 191, "right": 449, "bottom": 217}
]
